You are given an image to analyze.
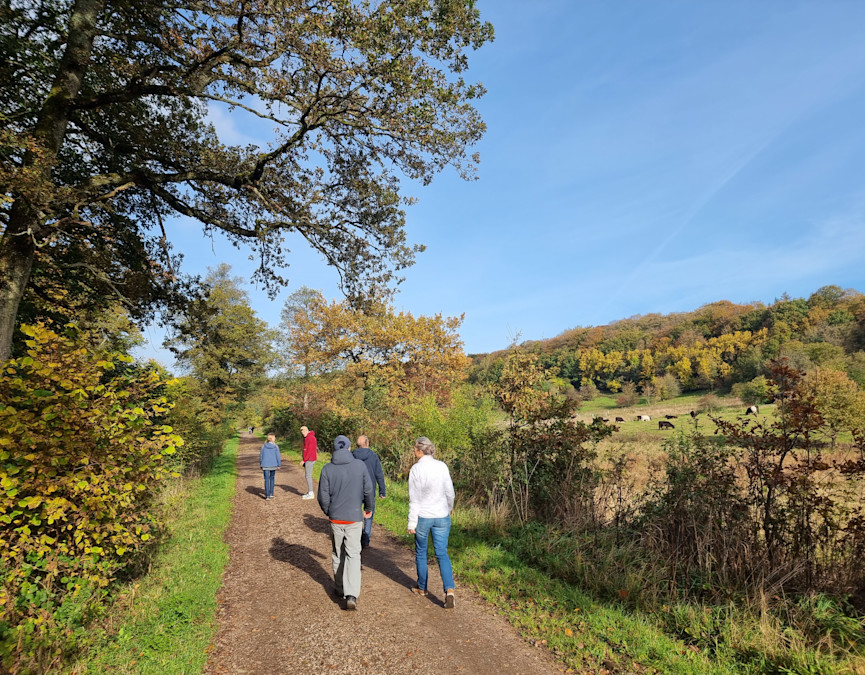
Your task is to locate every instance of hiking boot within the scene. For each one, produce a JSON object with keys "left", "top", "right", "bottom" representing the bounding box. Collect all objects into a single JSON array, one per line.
[
  {"left": 410, "top": 587, "right": 428, "bottom": 597},
  {"left": 345, "top": 595, "right": 357, "bottom": 610},
  {"left": 444, "top": 590, "right": 455, "bottom": 609}
]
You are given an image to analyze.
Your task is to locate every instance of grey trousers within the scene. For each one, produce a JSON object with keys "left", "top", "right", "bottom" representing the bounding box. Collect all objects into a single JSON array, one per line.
[
  {"left": 304, "top": 461, "right": 315, "bottom": 494},
  {"left": 330, "top": 521, "right": 363, "bottom": 598}
]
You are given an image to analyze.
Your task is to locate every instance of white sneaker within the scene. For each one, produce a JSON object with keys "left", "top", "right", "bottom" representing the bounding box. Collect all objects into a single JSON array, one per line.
[{"left": 301, "top": 492, "right": 314, "bottom": 500}]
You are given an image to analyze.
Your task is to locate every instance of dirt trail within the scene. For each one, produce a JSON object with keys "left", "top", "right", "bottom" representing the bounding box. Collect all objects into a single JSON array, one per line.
[{"left": 205, "top": 435, "right": 564, "bottom": 675}]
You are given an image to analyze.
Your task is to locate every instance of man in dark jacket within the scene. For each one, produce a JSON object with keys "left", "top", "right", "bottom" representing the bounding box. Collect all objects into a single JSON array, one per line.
[
  {"left": 352, "top": 435, "right": 386, "bottom": 549},
  {"left": 317, "top": 435, "right": 374, "bottom": 610}
]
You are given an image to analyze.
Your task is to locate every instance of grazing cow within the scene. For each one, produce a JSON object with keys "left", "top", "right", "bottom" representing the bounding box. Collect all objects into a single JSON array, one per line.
[
  {"left": 615, "top": 416, "right": 625, "bottom": 423},
  {"left": 658, "top": 420, "right": 674, "bottom": 430},
  {"left": 689, "top": 410, "right": 697, "bottom": 418},
  {"left": 636, "top": 415, "right": 651, "bottom": 422},
  {"left": 745, "top": 405, "right": 759, "bottom": 415},
  {"left": 664, "top": 414, "right": 678, "bottom": 419},
  {"left": 602, "top": 418, "right": 610, "bottom": 423}
]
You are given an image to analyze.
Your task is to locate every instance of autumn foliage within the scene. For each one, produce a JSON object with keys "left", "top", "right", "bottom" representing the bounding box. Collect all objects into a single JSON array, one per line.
[{"left": 0, "top": 324, "right": 182, "bottom": 672}]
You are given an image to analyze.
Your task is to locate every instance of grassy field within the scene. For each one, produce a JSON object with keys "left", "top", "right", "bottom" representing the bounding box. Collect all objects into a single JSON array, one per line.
[{"left": 67, "top": 436, "right": 239, "bottom": 675}]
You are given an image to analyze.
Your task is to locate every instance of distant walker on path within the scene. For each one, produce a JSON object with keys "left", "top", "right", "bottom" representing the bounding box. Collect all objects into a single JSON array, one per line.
[
  {"left": 317, "top": 435, "right": 374, "bottom": 610},
  {"left": 408, "top": 436, "right": 456, "bottom": 609},
  {"left": 353, "top": 435, "right": 386, "bottom": 549}
]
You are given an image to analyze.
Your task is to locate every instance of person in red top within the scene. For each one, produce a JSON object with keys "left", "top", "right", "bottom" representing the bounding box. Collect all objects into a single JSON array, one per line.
[{"left": 300, "top": 425, "right": 318, "bottom": 499}]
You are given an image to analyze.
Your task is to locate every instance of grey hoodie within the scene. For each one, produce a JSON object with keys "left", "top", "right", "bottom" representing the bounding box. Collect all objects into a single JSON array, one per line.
[{"left": 317, "top": 437, "right": 373, "bottom": 522}]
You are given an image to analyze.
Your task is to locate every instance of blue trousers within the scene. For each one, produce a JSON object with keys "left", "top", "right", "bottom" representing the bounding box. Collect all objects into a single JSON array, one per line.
[
  {"left": 414, "top": 516, "right": 454, "bottom": 593},
  {"left": 361, "top": 502, "right": 376, "bottom": 548},
  {"left": 262, "top": 470, "right": 275, "bottom": 498}
]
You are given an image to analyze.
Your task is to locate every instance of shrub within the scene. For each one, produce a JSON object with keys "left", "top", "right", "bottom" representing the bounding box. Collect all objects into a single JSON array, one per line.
[
  {"left": 697, "top": 393, "right": 722, "bottom": 413},
  {"left": 0, "top": 324, "right": 181, "bottom": 673},
  {"left": 616, "top": 382, "right": 639, "bottom": 408},
  {"left": 578, "top": 381, "right": 599, "bottom": 401},
  {"left": 731, "top": 375, "right": 770, "bottom": 406},
  {"left": 656, "top": 373, "right": 681, "bottom": 400}
]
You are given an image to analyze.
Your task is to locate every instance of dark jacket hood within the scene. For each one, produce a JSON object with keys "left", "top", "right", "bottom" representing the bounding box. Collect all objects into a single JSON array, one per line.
[{"left": 352, "top": 447, "right": 374, "bottom": 460}]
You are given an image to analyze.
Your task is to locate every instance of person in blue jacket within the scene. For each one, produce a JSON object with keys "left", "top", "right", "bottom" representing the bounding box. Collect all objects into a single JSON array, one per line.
[
  {"left": 259, "top": 433, "right": 281, "bottom": 500},
  {"left": 352, "top": 435, "right": 386, "bottom": 549}
]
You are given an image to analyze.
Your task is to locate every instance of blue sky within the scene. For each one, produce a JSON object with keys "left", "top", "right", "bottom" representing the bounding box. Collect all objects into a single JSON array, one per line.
[{"left": 137, "top": 0, "right": 865, "bottom": 365}]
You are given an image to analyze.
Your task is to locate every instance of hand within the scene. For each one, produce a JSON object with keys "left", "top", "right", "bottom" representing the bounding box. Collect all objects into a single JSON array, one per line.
[
  {"left": 408, "top": 529, "right": 415, "bottom": 534},
  {"left": 364, "top": 511, "right": 372, "bottom": 519},
  {"left": 378, "top": 494, "right": 386, "bottom": 500}
]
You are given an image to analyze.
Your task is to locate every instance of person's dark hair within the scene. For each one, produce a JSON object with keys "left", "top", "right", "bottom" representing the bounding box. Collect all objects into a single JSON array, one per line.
[{"left": 414, "top": 436, "right": 435, "bottom": 456}]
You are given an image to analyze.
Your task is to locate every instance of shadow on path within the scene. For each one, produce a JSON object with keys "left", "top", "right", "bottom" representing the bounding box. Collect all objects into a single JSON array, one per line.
[
  {"left": 362, "top": 543, "right": 418, "bottom": 592},
  {"left": 302, "top": 513, "right": 330, "bottom": 535},
  {"left": 245, "top": 485, "right": 266, "bottom": 499},
  {"left": 278, "top": 483, "right": 304, "bottom": 496},
  {"left": 301, "top": 514, "right": 416, "bottom": 592},
  {"left": 269, "top": 536, "right": 340, "bottom": 605}
]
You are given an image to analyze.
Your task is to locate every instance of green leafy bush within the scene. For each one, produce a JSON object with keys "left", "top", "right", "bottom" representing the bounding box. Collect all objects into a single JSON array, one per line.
[{"left": 0, "top": 324, "right": 182, "bottom": 673}]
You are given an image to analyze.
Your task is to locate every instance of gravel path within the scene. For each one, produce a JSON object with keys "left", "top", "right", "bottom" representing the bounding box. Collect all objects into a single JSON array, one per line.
[{"left": 204, "top": 435, "right": 564, "bottom": 675}]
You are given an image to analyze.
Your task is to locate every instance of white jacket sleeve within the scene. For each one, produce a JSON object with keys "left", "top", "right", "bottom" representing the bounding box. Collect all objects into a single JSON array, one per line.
[
  {"left": 445, "top": 465, "right": 455, "bottom": 513},
  {"left": 407, "top": 466, "right": 421, "bottom": 531}
]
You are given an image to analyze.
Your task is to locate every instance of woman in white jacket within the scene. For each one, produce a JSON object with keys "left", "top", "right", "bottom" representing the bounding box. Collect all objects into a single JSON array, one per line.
[{"left": 407, "top": 436, "right": 456, "bottom": 608}]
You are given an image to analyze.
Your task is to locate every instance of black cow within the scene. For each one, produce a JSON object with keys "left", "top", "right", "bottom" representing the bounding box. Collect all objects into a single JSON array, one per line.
[
  {"left": 689, "top": 410, "right": 697, "bottom": 418},
  {"left": 658, "top": 420, "right": 674, "bottom": 430},
  {"left": 615, "top": 416, "right": 625, "bottom": 423},
  {"left": 664, "top": 414, "right": 678, "bottom": 419}
]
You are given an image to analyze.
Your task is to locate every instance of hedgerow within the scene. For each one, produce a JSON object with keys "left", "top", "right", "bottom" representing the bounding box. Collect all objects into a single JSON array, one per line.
[{"left": 0, "top": 324, "right": 182, "bottom": 673}]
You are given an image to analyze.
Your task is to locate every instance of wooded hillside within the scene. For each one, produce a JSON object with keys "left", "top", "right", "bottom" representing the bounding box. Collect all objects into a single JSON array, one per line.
[{"left": 470, "top": 285, "right": 865, "bottom": 397}]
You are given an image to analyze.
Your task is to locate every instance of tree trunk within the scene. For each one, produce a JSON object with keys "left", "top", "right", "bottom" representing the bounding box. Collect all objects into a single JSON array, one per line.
[
  {"left": 0, "top": 203, "right": 39, "bottom": 360},
  {"left": 0, "top": 0, "right": 104, "bottom": 361}
]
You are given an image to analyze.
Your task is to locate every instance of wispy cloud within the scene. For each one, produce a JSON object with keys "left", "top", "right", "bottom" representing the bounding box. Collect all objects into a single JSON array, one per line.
[{"left": 206, "top": 102, "right": 261, "bottom": 147}]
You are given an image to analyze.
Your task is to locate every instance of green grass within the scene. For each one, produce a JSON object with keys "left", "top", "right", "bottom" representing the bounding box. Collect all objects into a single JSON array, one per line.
[
  {"left": 367, "top": 481, "right": 738, "bottom": 673},
  {"left": 68, "top": 436, "right": 238, "bottom": 674}
]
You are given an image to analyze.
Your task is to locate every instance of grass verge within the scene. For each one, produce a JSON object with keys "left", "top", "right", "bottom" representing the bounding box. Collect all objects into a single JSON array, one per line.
[
  {"left": 67, "top": 436, "right": 238, "bottom": 674},
  {"left": 372, "top": 477, "right": 863, "bottom": 673}
]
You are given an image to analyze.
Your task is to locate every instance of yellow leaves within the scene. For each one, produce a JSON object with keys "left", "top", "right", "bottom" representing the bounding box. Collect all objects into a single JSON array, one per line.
[{"left": 17, "top": 496, "right": 42, "bottom": 510}]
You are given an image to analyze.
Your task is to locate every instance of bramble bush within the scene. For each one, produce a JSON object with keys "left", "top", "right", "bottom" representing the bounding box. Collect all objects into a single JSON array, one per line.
[{"left": 0, "top": 324, "right": 182, "bottom": 673}]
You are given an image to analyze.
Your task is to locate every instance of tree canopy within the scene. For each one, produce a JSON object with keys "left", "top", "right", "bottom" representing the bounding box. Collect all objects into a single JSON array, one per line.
[{"left": 0, "top": 0, "right": 494, "bottom": 360}]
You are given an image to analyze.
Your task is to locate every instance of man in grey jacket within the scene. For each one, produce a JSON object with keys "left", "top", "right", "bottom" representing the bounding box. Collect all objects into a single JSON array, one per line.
[{"left": 317, "top": 435, "right": 374, "bottom": 610}]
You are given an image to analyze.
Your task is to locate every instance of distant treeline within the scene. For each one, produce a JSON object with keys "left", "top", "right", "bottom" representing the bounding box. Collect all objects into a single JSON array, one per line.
[{"left": 469, "top": 285, "right": 865, "bottom": 396}]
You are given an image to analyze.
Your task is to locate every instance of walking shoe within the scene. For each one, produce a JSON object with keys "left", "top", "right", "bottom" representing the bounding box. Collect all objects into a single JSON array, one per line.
[
  {"left": 345, "top": 595, "right": 357, "bottom": 610},
  {"left": 410, "top": 587, "right": 428, "bottom": 597},
  {"left": 444, "top": 590, "right": 455, "bottom": 609},
  {"left": 301, "top": 492, "right": 314, "bottom": 500}
]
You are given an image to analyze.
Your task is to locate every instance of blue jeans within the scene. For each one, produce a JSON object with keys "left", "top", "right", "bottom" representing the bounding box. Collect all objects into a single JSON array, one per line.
[
  {"left": 414, "top": 516, "right": 454, "bottom": 593},
  {"left": 262, "top": 470, "right": 275, "bottom": 498},
  {"left": 361, "top": 503, "right": 375, "bottom": 548}
]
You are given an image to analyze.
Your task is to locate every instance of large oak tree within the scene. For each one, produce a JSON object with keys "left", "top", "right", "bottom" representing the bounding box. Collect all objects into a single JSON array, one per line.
[{"left": 0, "top": 0, "right": 493, "bottom": 360}]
